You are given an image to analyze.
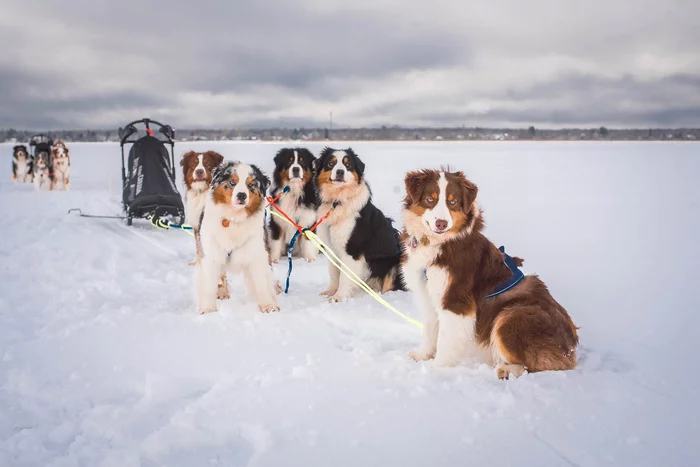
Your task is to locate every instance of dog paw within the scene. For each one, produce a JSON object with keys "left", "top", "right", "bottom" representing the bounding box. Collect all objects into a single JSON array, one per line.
[
  {"left": 259, "top": 304, "right": 280, "bottom": 313},
  {"left": 496, "top": 364, "right": 525, "bottom": 380},
  {"left": 217, "top": 290, "right": 230, "bottom": 300},
  {"left": 305, "top": 257, "right": 317, "bottom": 263},
  {"left": 198, "top": 308, "right": 218, "bottom": 315},
  {"left": 319, "top": 289, "right": 336, "bottom": 297},
  {"left": 408, "top": 348, "right": 436, "bottom": 361},
  {"left": 187, "top": 258, "right": 197, "bottom": 266},
  {"left": 327, "top": 294, "right": 348, "bottom": 303}
]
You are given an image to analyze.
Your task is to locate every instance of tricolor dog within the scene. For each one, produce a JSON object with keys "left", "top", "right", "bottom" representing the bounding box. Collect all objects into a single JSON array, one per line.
[
  {"left": 33, "top": 149, "right": 53, "bottom": 191},
  {"left": 401, "top": 169, "right": 578, "bottom": 378},
  {"left": 12, "top": 145, "right": 33, "bottom": 183},
  {"left": 268, "top": 147, "right": 318, "bottom": 263},
  {"left": 196, "top": 161, "right": 280, "bottom": 314},
  {"left": 314, "top": 147, "right": 405, "bottom": 302},
  {"left": 51, "top": 139, "right": 71, "bottom": 191}
]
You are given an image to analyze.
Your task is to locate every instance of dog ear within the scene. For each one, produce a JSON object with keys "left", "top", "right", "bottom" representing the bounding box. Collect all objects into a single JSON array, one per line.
[
  {"left": 404, "top": 170, "right": 432, "bottom": 205},
  {"left": 303, "top": 148, "right": 316, "bottom": 163},
  {"left": 205, "top": 151, "right": 224, "bottom": 166},
  {"left": 273, "top": 149, "right": 287, "bottom": 167},
  {"left": 313, "top": 151, "right": 328, "bottom": 174},
  {"left": 455, "top": 171, "right": 478, "bottom": 211},
  {"left": 180, "top": 151, "right": 195, "bottom": 167},
  {"left": 349, "top": 150, "right": 365, "bottom": 177},
  {"left": 251, "top": 164, "right": 271, "bottom": 195},
  {"left": 453, "top": 171, "right": 480, "bottom": 232}
]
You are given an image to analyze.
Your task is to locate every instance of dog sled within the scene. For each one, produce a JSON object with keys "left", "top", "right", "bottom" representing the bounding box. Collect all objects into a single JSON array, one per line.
[
  {"left": 29, "top": 134, "right": 54, "bottom": 163},
  {"left": 118, "top": 118, "right": 184, "bottom": 226}
]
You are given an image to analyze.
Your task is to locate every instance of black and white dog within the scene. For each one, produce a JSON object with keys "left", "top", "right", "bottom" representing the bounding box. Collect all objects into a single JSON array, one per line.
[
  {"left": 267, "top": 148, "right": 318, "bottom": 263},
  {"left": 314, "top": 147, "right": 405, "bottom": 302},
  {"left": 12, "top": 145, "right": 33, "bottom": 183}
]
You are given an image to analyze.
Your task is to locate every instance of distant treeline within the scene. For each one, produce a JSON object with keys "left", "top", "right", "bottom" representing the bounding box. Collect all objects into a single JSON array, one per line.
[{"left": 2, "top": 126, "right": 699, "bottom": 143}]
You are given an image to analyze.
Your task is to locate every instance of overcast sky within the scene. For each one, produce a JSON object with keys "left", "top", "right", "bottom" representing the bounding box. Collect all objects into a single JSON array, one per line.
[{"left": 1, "top": 0, "right": 699, "bottom": 129}]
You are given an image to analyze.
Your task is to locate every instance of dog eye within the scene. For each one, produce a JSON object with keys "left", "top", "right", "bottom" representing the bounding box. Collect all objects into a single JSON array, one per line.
[
  {"left": 228, "top": 180, "right": 236, "bottom": 187},
  {"left": 427, "top": 197, "right": 434, "bottom": 203},
  {"left": 449, "top": 199, "right": 456, "bottom": 206}
]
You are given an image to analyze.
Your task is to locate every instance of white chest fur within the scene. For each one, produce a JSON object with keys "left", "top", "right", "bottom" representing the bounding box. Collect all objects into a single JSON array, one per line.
[
  {"left": 185, "top": 189, "right": 208, "bottom": 228},
  {"left": 276, "top": 184, "right": 316, "bottom": 229},
  {"left": 277, "top": 183, "right": 302, "bottom": 220},
  {"left": 402, "top": 237, "right": 440, "bottom": 292},
  {"left": 16, "top": 158, "right": 29, "bottom": 174},
  {"left": 209, "top": 216, "right": 260, "bottom": 254},
  {"left": 318, "top": 202, "right": 358, "bottom": 253}
]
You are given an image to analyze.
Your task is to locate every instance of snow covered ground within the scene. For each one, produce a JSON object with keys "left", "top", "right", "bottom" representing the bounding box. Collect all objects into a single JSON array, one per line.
[{"left": 1, "top": 140, "right": 698, "bottom": 467}]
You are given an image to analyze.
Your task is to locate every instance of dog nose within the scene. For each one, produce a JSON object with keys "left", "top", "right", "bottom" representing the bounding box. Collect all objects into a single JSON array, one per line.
[
  {"left": 335, "top": 169, "right": 345, "bottom": 178},
  {"left": 195, "top": 169, "right": 204, "bottom": 178},
  {"left": 292, "top": 167, "right": 300, "bottom": 176},
  {"left": 236, "top": 192, "right": 247, "bottom": 202},
  {"left": 435, "top": 219, "right": 448, "bottom": 231}
]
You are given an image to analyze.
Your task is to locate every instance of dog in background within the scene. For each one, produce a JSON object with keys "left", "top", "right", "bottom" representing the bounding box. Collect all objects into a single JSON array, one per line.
[
  {"left": 196, "top": 161, "right": 280, "bottom": 314},
  {"left": 401, "top": 169, "right": 578, "bottom": 378},
  {"left": 33, "top": 148, "right": 53, "bottom": 191},
  {"left": 180, "top": 150, "right": 225, "bottom": 265},
  {"left": 313, "top": 147, "right": 405, "bottom": 303},
  {"left": 268, "top": 147, "right": 318, "bottom": 263},
  {"left": 51, "top": 139, "right": 71, "bottom": 191},
  {"left": 12, "top": 145, "right": 33, "bottom": 183}
]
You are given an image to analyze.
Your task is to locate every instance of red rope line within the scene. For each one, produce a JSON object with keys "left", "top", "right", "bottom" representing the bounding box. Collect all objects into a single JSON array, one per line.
[
  {"left": 266, "top": 197, "right": 304, "bottom": 233},
  {"left": 308, "top": 208, "right": 334, "bottom": 232},
  {"left": 265, "top": 190, "right": 285, "bottom": 207},
  {"left": 266, "top": 196, "right": 336, "bottom": 234}
]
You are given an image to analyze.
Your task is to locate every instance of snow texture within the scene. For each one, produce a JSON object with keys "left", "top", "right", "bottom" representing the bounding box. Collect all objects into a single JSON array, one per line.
[{"left": 1, "top": 141, "right": 698, "bottom": 466}]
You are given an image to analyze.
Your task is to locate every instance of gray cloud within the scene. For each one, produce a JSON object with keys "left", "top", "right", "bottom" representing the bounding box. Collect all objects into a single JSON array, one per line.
[{"left": 1, "top": 0, "right": 699, "bottom": 129}]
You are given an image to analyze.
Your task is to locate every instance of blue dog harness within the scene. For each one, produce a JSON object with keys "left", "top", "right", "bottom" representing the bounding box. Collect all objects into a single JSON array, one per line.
[
  {"left": 484, "top": 246, "right": 525, "bottom": 298},
  {"left": 423, "top": 246, "right": 524, "bottom": 298}
]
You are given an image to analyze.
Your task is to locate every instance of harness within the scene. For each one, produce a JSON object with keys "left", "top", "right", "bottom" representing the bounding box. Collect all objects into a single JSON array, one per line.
[
  {"left": 485, "top": 246, "right": 525, "bottom": 298},
  {"left": 283, "top": 200, "right": 340, "bottom": 293},
  {"left": 423, "top": 245, "right": 524, "bottom": 298}
]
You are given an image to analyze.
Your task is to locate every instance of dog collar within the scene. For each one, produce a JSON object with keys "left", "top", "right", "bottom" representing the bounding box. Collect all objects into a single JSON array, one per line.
[{"left": 408, "top": 235, "right": 429, "bottom": 252}]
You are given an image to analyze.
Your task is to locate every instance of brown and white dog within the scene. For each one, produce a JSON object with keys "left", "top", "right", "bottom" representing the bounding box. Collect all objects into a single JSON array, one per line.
[
  {"left": 196, "top": 161, "right": 280, "bottom": 314},
  {"left": 12, "top": 145, "right": 33, "bottom": 183},
  {"left": 401, "top": 169, "right": 578, "bottom": 378},
  {"left": 180, "top": 150, "right": 225, "bottom": 265},
  {"left": 51, "top": 139, "right": 71, "bottom": 191}
]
